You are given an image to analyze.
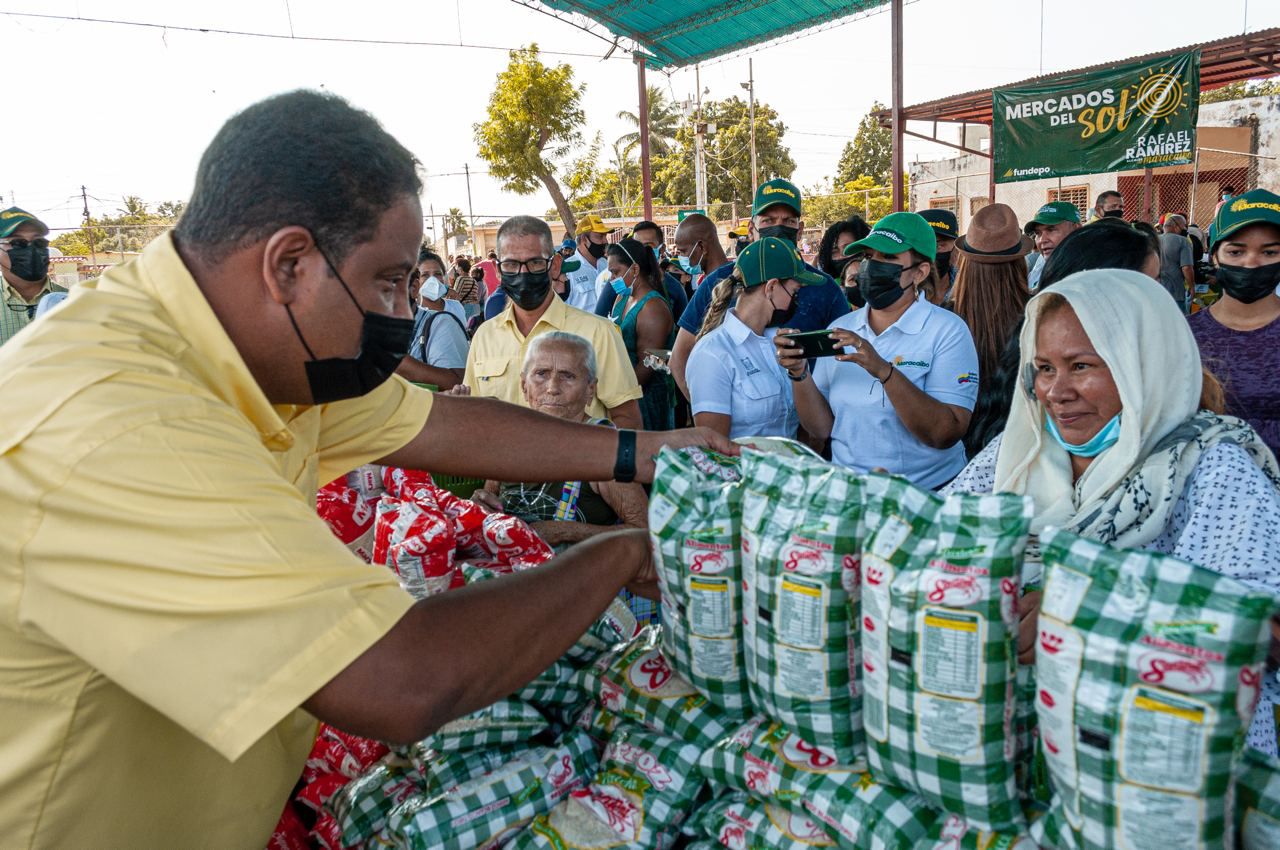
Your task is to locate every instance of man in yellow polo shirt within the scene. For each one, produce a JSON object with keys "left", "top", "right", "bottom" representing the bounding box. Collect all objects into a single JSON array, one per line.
[
  {"left": 465, "top": 215, "right": 643, "bottom": 429},
  {"left": 0, "top": 90, "right": 726, "bottom": 848}
]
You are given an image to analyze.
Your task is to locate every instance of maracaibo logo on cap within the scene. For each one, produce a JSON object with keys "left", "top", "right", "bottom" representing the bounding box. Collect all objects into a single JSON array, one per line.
[{"left": 879, "top": 231, "right": 905, "bottom": 244}]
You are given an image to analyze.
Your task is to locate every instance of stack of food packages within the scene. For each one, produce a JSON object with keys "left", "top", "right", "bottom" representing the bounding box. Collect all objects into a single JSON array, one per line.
[{"left": 312, "top": 447, "right": 1280, "bottom": 850}]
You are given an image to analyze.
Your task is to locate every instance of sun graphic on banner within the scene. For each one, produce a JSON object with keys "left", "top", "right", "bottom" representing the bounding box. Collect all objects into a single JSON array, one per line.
[{"left": 1133, "top": 67, "right": 1189, "bottom": 121}]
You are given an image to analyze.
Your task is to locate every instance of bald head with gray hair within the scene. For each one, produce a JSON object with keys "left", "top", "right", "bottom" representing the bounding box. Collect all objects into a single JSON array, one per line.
[
  {"left": 522, "top": 331, "right": 597, "bottom": 382},
  {"left": 1163, "top": 213, "right": 1187, "bottom": 234}
]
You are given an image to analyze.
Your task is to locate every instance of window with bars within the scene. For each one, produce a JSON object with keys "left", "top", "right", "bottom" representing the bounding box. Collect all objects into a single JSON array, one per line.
[
  {"left": 929, "top": 196, "right": 959, "bottom": 213},
  {"left": 1048, "top": 185, "right": 1090, "bottom": 213}
]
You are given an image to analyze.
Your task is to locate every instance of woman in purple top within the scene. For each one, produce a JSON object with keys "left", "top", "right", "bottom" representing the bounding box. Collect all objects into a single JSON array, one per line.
[{"left": 1189, "top": 188, "right": 1280, "bottom": 460}]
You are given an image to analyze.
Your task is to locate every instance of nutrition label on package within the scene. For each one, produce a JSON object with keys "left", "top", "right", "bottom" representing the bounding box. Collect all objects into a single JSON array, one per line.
[
  {"left": 689, "top": 575, "right": 734, "bottom": 638},
  {"left": 1120, "top": 687, "right": 1210, "bottom": 793},
  {"left": 914, "top": 693, "right": 981, "bottom": 760},
  {"left": 691, "top": 634, "right": 738, "bottom": 678},
  {"left": 778, "top": 575, "right": 826, "bottom": 650},
  {"left": 1116, "top": 784, "right": 1203, "bottom": 850},
  {"left": 917, "top": 608, "right": 984, "bottom": 699},
  {"left": 776, "top": 646, "right": 829, "bottom": 698}
]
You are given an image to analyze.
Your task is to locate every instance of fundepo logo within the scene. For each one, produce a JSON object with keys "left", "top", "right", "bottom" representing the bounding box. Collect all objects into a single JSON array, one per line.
[{"left": 1134, "top": 70, "right": 1187, "bottom": 120}]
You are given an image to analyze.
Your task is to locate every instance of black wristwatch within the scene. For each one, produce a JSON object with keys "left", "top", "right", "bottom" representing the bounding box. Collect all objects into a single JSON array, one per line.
[{"left": 613, "top": 429, "right": 637, "bottom": 483}]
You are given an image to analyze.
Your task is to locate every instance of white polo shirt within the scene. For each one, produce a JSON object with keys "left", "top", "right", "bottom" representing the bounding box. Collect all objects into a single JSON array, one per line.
[
  {"left": 813, "top": 297, "right": 979, "bottom": 488},
  {"left": 565, "top": 250, "right": 604, "bottom": 313},
  {"left": 686, "top": 310, "right": 798, "bottom": 440}
]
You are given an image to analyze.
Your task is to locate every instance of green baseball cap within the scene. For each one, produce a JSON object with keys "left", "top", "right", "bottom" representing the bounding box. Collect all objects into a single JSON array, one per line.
[
  {"left": 752, "top": 178, "right": 802, "bottom": 216},
  {"left": 736, "top": 237, "right": 825, "bottom": 288},
  {"left": 1210, "top": 188, "right": 1280, "bottom": 251},
  {"left": 844, "top": 211, "right": 937, "bottom": 262},
  {"left": 0, "top": 207, "right": 48, "bottom": 238},
  {"left": 1024, "top": 200, "right": 1081, "bottom": 233}
]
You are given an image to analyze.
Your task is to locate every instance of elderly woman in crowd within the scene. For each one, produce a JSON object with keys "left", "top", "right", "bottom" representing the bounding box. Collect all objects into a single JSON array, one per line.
[
  {"left": 945, "top": 267, "right": 1280, "bottom": 754},
  {"left": 473, "top": 331, "right": 647, "bottom": 548}
]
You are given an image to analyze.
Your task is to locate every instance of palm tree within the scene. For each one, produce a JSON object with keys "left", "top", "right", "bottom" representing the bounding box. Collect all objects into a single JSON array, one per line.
[{"left": 616, "top": 85, "right": 682, "bottom": 158}]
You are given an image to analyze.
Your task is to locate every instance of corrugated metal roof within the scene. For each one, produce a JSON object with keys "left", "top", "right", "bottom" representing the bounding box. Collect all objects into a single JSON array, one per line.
[
  {"left": 878, "top": 27, "right": 1280, "bottom": 126},
  {"left": 536, "top": 0, "right": 890, "bottom": 68}
]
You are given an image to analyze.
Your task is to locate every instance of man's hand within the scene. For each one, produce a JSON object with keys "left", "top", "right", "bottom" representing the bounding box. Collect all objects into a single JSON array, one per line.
[
  {"left": 614, "top": 528, "right": 659, "bottom": 600},
  {"left": 1017, "top": 590, "right": 1043, "bottom": 665},
  {"left": 471, "top": 489, "right": 504, "bottom": 514},
  {"left": 634, "top": 427, "right": 739, "bottom": 483},
  {"left": 445, "top": 383, "right": 472, "bottom": 397}
]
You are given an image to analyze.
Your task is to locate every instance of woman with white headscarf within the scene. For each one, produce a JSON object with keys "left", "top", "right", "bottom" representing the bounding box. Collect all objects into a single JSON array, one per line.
[{"left": 946, "top": 267, "right": 1280, "bottom": 754}]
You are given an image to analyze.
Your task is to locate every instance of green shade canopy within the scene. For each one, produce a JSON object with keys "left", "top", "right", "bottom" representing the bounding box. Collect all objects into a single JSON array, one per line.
[{"left": 536, "top": 0, "right": 890, "bottom": 68}]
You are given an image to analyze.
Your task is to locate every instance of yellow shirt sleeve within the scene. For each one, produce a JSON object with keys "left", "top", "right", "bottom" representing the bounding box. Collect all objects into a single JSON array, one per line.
[
  {"left": 18, "top": 408, "right": 415, "bottom": 762},
  {"left": 315, "top": 375, "right": 433, "bottom": 486},
  {"left": 591, "top": 323, "right": 644, "bottom": 411}
]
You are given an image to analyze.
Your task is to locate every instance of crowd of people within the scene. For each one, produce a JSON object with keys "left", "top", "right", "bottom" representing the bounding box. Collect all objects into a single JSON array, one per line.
[{"left": 2, "top": 87, "right": 1279, "bottom": 847}]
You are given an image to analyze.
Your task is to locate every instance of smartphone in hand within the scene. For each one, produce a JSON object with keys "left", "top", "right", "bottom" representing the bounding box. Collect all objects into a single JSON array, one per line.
[{"left": 779, "top": 329, "right": 845, "bottom": 358}]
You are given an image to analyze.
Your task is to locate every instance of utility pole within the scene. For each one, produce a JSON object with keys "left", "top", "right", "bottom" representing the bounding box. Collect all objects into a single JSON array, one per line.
[
  {"left": 890, "top": 0, "right": 905, "bottom": 212},
  {"left": 81, "top": 185, "right": 97, "bottom": 264},
  {"left": 742, "top": 59, "right": 758, "bottom": 201},
  {"left": 463, "top": 163, "right": 478, "bottom": 254},
  {"left": 694, "top": 64, "right": 708, "bottom": 210},
  {"left": 635, "top": 55, "right": 654, "bottom": 220}
]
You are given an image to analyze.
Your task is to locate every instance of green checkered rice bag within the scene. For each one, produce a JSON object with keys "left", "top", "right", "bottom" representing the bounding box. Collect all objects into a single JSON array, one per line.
[
  {"left": 510, "top": 722, "right": 706, "bottom": 849},
  {"left": 419, "top": 744, "right": 532, "bottom": 795},
  {"left": 740, "top": 450, "right": 864, "bottom": 765},
  {"left": 422, "top": 697, "right": 548, "bottom": 753},
  {"left": 695, "top": 790, "right": 838, "bottom": 847},
  {"left": 1030, "top": 529, "right": 1274, "bottom": 850},
  {"left": 384, "top": 728, "right": 598, "bottom": 850},
  {"left": 575, "top": 625, "right": 730, "bottom": 750},
  {"left": 329, "top": 751, "right": 429, "bottom": 849},
  {"left": 860, "top": 474, "right": 1033, "bottom": 833},
  {"left": 913, "top": 813, "right": 1035, "bottom": 849},
  {"left": 1237, "top": 746, "right": 1280, "bottom": 849},
  {"left": 698, "top": 715, "right": 937, "bottom": 849},
  {"left": 570, "top": 701, "right": 623, "bottom": 753},
  {"left": 649, "top": 446, "right": 751, "bottom": 714}
]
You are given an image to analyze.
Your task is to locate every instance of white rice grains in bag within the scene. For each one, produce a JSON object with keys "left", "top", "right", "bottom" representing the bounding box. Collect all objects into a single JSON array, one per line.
[
  {"left": 740, "top": 450, "right": 864, "bottom": 765},
  {"left": 1031, "top": 529, "right": 1275, "bottom": 850},
  {"left": 860, "top": 474, "right": 1034, "bottom": 833},
  {"left": 649, "top": 446, "right": 751, "bottom": 714},
  {"left": 510, "top": 723, "right": 705, "bottom": 849}
]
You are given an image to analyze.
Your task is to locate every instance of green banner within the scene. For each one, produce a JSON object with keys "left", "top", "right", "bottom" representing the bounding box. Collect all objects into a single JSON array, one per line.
[
  {"left": 677, "top": 208, "right": 706, "bottom": 221},
  {"left": 993, "top": 50, "right": 1200, "bottom": 183}
]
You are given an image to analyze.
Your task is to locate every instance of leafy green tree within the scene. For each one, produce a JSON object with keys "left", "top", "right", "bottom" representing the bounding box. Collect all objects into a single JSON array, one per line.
[
  {"left": 835, "top": 102, "right": 892, "bottom": 187},
  {"left": 51, "top": 196, "right": 185, "bottom": 258},
  {"left": 442, "top": 207, "right": 469, "bottom": 239},
  {"left": 1201, "top": 78, "right": 1280, "bottom": 104},
  {"left": 652, "top": 96, "right": 794, "bottom": 210},
  {"left": 803, "top": 174, "right": 906, "bottom": 228},
  {"left": 474, "top": 44, "right": 585, "bottom": 234},
  {"left": 616, "top": 85, "right": 682, "bottom": 158}
]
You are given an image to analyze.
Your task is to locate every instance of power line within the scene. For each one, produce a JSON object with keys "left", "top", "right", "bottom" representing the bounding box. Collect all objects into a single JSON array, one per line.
[{"left": 0, "top": 10, "right": 628, "bottom": 59}]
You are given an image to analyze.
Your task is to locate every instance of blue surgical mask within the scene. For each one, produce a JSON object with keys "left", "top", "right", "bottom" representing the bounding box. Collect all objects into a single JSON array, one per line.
[
  {"left": 1044, "top": 412, "right": 1122, "bottom": 457},
  {"left": 651, "top": 245, "right": 662, "bottom": 263},
  {"left": 610, "top": 277, "right": 630, "bottom": 297}
]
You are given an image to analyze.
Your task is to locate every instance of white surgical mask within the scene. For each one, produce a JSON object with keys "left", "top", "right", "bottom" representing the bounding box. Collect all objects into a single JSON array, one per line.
[{"left": 421, "top": 275, "right": 449, "bottom": 302}]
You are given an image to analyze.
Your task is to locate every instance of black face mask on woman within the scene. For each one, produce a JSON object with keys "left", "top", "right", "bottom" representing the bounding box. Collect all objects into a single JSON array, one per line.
[
  {"left": 1216, "top": 261, "right": 1280, "bottom": 304},
  {"left": 767, "top": 284, "right": 799, "bottom": 327},
  {"left": 286, "top": 245, "right": 415, "bottom": 405},
  {"left": 857, "top": 258, "right": 915, "bottom": 310}
]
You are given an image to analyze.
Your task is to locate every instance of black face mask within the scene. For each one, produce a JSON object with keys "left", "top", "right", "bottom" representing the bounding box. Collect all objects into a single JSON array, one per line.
[
  {"left": 586, "top": 240, "right": 607, "bottom": 261},
  {"left": 843, "top": 284, "right": 866, "bottom": 309},
  {"left": 286, "top": 246, "right": 416, "bottom": 405},
  {"left": 934, "top": 250, "right": 952, "bottom": 280},
  {"left": 766, "top": 285, "right": 799, "bottom": 328},
  {"left": 857, "top": 258, "right": 913, "bottom": 310},
  {"left": 757, "top": 225, "right": 799, "bottom": 246},
  {"left": 501, "top": 269, "right": 552, "bottom": 311},
  {"left": 1102, "top": 209, "right": 1125, "bottom": 219},
  {"left": 828, "top": 256, "right": 852, "bottom": 278},
  {"left": 1215, "top": 261, "right": 1280, "bottom": 304},
  {"left": 6, "top": 241, "right": 50, "bottom": 282}
]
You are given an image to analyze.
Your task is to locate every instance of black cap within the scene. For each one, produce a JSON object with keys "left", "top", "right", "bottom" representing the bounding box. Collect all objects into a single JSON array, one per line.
[{"left": 917, "top": 209, "right": 959, "bottom": 240}]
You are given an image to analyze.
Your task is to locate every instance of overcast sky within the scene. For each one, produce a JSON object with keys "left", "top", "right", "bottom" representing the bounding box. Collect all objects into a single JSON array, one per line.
[{"left": 5, "top": 0, "right": 1277, "bottom": 233}]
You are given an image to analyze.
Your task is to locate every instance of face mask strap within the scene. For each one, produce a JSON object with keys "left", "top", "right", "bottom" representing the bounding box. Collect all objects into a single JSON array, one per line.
[
  {"left": 284, "top": 304, "right": 319, "bottom": 360},
  {"left": 313, "top": 242, "right": 365, "bottom": 315}
]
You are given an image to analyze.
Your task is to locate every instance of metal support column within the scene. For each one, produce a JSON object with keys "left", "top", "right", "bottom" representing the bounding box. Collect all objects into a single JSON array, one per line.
[
  {"left": 890, "top": 0, "right": 904, "bottom": 212},
  {"left": 636, "top": 55, "right": 654, "bottom": 220}
]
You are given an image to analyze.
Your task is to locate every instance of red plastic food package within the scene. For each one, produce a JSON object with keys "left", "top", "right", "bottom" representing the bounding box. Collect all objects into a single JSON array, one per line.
[
  {"left": 316, "top": 482, "right": 379, "bottom": 564},
  {"left": 372, "top": 494, "right": 457, "bottom": 599}
]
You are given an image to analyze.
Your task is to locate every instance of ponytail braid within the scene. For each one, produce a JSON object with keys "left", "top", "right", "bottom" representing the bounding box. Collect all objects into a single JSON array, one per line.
[{"left": 696, "top": 271, "right": 745, "bottom": 341}]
